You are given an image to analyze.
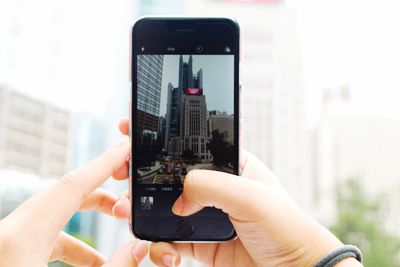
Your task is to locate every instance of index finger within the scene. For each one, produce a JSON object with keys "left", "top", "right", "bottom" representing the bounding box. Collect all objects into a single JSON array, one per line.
[
  {"left": 12, "top": 139, "right": 130, "bottom": 245},
  {"left": 119, "top": 117, "right": 129, "bottom": 135}
]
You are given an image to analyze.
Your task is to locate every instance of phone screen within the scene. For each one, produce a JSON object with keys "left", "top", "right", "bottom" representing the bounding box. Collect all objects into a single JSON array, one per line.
[
  {"left": 137, "top": 54, "right": 234, "bottom": 181},
  {"left": 131, "top": 18, "right": 239, "bottom": 241}
]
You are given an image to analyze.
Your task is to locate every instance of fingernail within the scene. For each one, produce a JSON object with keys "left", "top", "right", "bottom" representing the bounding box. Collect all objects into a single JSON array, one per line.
[
  {"left": 112, "top": 200, "right": 122, "bottom": 217},
  {"left": 119, "top": 196, "right": 130, "bottom": 208},
  {"left": 172, "top": 195, "right": 184, "bottom": 215},
  {"left": 162, "top": 254, "right": 177, "bottom": 267},
  {"left": 113, "top": 197, "right": 130, "bottom": 219},
  {"left": 131, "top": 241, "right": 147, "bottom": 263},
  {"left": 112, "top": 201, "right": 118, "bottom": 215}
]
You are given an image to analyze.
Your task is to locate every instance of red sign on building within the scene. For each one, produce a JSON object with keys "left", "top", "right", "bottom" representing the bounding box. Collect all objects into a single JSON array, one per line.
[{"left": 184, "top": 88, "right": 203, "bottom": 96}]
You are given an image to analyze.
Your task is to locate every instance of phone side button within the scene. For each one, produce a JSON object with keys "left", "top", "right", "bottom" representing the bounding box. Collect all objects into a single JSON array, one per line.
[{"left": 176, "top": 220, "right": 194, "bottom": 239}]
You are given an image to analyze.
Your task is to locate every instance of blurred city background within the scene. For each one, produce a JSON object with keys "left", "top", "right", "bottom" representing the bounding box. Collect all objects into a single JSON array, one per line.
[{"left": 1, "top": 0, "right": 400, "bottom": 266}]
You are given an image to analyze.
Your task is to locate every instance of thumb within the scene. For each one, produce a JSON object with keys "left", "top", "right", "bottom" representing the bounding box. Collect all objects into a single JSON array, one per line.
[
  {"left": 172, "top": 170, "right": 280, "bottom": 222},
  {"left": 102, "top": 240, "right": 148, "bottom": 267}
]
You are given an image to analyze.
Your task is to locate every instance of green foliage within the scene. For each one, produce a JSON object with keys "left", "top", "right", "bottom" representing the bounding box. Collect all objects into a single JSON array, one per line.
[
  {"left": 72, "top": 234, "right": 95, "bottom": 247},
  {"left": 48, "top": 261, "right": 71, "bottom": 267},
  {"left": 330, "top": 178, "right": 400, "bottom": 266}
]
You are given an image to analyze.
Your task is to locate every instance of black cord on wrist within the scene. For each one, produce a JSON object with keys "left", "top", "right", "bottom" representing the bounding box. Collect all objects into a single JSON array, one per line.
[{"left": 313, "top": 245, "right": 363, "bottom": 267}]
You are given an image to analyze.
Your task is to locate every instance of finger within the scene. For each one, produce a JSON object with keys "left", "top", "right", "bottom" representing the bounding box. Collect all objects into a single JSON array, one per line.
[
  {"left": 241, "top": 150, "right": 284, "bottom": 189},
  {"left": 149, "top": 242, "right": 181, "bottom": 267},
  {"left": 119, "top": 116, "right": 129, "bottom": 136},
  {"left": 112, "top": 194, "right": 131, "bottom": 220},
  {"left": 172, "top": 170, "right": 279, "bottom": 221},
  {"left": 113, "top": 160, "right": 129, "bottom": 180},
  {"left": 49, "top": 231, "right": 105, "bottom": 266},
  {"left": 150, "top": 242, "right": 231, "bottom": 267},
  {"left": 79, "top": 188, "right": 117, "bottom": 216},
  {"left": 103, "top": 240, "right": 148, "bottom": 267},
  {"left": 12, "top": 139, "right": 130, "bottom": 245}
]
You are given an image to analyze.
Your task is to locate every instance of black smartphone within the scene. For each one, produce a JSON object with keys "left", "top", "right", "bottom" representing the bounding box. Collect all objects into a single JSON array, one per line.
[{"left": 130, "top": 17, "right": 240, "bottom": 241}]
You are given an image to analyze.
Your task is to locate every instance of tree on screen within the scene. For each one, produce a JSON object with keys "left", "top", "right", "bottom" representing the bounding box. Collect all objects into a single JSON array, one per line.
[{"left": 207, "top": 130, "right": 230, "bottom": 167}]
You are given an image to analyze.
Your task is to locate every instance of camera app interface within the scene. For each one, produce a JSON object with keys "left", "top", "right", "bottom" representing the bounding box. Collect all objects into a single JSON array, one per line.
[{"left": 136, "top": 54, "right": 235, "bottom": 185}]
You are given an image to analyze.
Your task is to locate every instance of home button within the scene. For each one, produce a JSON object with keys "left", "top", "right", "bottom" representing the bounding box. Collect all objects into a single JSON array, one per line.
[{"left": 176, "top": 220, "right": 194, "bottom": 239}]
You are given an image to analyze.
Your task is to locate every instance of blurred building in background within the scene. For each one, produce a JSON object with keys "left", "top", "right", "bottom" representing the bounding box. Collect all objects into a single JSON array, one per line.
[
  {"left": 1, "top": 0, "right": 400, "bottom": 265},
  {"left": 65, "top": 113, "right": 107, "bottom": 242},
  {"left": 185, "top": 0, "right": 311, "bottom": 212},
  {"left": 0, "top": 86, "right": 70, "bottom": 178},
  {"left": 68, "top": 113, "right": 106, "bottom": 171},
  {"left": 0, "top": 169, "right": 54, "bottom": 218},
  {"left": 0, "top": 86, "right": 69, "bottom": 248},
  {"left": 314, "top": 86, "right": 400, "bottom": 236}
]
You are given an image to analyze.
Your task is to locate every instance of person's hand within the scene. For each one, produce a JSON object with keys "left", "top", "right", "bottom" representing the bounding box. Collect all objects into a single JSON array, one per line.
[
  {"left": 115, "top": 117, "right": 362, "bottom": 267},
  {"left": 0, "top": 139, "right": 148, "bottom": 266}
]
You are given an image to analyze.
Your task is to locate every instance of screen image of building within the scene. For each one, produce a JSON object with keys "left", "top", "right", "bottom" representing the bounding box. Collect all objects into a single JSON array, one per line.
[
  {"left": 208, "top": 111, "right": 234, "bottom": 144},
  {"left": 181, "top": 90, "right": 211, "bottom": 161},
  {"left": 164, "top": 83, "right": 182, "bottom": 155},
  {"left": 164, "top": 55, "right": 211, "bottom": 161},
  {"left": 136, "top": 55, "right": 164, "bottom": 158}
]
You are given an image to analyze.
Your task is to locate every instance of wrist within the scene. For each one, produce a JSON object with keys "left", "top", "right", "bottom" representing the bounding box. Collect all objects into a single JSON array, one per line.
[
  {"left": 301, "top": 223, "right": 344, "bottom": 267},
  {"left": 276, "top": 203, "right": 345, "bottom": 267},
  {"left": 334, "top": 258, "right": 363, "bottom": 267},
  {"left": 306, "top": 239, "right": 343, "bottom": 267}
]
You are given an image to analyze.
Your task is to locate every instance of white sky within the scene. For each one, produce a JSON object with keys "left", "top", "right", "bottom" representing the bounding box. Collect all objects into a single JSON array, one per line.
[
  {"left": 2, "top": 0, "right": 400, "bottom": 120},
  {"left": 288, "top": 0, "right": 400, "bottom": 121},
  {"left": 0, "top": 0, "right": 132, "bottom": 116}
]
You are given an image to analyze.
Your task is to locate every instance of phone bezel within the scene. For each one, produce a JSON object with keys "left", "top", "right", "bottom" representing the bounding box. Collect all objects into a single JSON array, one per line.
[{"left": 130, "top": 17, "right": 240, "bottom": 242}]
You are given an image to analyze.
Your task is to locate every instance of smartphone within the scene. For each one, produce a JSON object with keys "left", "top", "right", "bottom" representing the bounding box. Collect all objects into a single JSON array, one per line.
[{"left": 130, "top": 17, "right": 240, "bottom": 241}]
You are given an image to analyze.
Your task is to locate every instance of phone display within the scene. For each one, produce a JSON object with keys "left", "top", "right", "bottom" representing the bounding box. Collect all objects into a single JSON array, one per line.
[
  {"left": 137, "top": 54, "right": 235, "bottom": 184},
  {"left": 131, "top": 18, "right": 239, "bottom": 241}
]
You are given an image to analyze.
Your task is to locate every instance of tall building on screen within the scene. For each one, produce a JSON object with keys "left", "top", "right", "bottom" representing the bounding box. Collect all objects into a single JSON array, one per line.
[
  {"left": 165, "top": 55, "right": 210, "bottom": 160},
  {"left": 136, "top": 55, "right": 164, "bottom": 155}
]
